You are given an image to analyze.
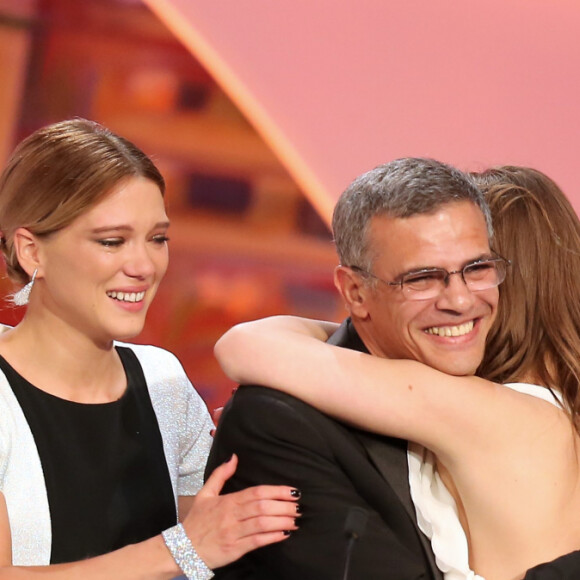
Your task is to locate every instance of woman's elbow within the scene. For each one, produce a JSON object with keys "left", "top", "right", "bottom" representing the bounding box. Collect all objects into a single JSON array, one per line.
[{"left": 214, "top": 325, "right": 248, "bottom": 381}]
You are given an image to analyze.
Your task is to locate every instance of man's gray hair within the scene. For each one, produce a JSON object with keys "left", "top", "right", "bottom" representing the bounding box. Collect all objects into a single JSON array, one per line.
[{"left": 332, "top": 157, "right": 493, "bottom": 271}]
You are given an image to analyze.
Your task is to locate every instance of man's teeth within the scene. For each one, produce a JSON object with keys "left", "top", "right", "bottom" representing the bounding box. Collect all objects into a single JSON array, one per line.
[
  {"left": 426, "top": 321, "right": 474, "bottom": 337},
  {"left": 107, "top": 291, "right": 145, "bottom": 303}
]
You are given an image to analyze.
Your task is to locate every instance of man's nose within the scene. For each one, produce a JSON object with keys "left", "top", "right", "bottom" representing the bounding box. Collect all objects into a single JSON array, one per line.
[{"left": 436, "top": 271, "right": 475, "bottom": 312}]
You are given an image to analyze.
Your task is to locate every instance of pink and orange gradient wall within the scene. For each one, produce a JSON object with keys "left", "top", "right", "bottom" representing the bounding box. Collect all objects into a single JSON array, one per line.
[{"left": 145, "top": 0, "right": 580, "bottom": 216}]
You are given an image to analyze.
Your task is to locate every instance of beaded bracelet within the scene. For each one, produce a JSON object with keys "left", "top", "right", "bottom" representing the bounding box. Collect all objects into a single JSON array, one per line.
[{"left": 162, "top": 523, "right": 214, "bottom": 580}]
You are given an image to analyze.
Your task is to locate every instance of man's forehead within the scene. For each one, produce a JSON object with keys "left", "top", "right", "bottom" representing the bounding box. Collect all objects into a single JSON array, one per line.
[
  {"left": 370, "top": 201, "right": 489, "bottom": 235},
  {"left": 379, "top": 199, "right": 485, "bottom": 223},
  {"left": 367, "top": 201, "right": 491, "bottom": 269}
]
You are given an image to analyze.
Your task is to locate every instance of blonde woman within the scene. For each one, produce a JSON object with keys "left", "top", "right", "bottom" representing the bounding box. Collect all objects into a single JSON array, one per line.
[{"left": 0, "top": 119, "right": 299, "bottom": 579}]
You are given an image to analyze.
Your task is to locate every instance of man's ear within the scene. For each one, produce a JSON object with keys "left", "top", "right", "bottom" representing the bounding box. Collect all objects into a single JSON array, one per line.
[
  {"left": 334, "top": 265, "right": 372, "bottom": 319},
  {"left": 13, "top": 227, "right": 42, "bottom": 278}
]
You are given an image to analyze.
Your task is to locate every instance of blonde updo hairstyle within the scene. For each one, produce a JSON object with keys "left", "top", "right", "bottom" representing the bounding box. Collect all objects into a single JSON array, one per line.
[{"left": 0, "top": 118, "right": 165, "bottom": 287}]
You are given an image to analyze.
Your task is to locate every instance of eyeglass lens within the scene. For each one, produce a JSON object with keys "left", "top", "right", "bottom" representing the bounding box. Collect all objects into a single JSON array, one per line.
[{"left": 402, "top": 259, "right": 506, "bottom": 299}]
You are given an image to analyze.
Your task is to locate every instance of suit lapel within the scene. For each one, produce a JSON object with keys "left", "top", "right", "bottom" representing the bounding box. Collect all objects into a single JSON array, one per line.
[
  {"left": 356, "top": 431, "right": 415, "bottom": 520},
  {"left": 329, "top": 320, "right": 414, "bottom": 518},
  {"left": 358, "top": 431, "right": 442, "bottom": 579},
  {"left": 330, "top": 319, "right": 444, "bottom": 580}
]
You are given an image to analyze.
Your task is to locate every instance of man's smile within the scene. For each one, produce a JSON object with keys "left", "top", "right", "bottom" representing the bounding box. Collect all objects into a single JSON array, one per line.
[{"left": 425, "top": 320, "right": 475, "bottom": 337}]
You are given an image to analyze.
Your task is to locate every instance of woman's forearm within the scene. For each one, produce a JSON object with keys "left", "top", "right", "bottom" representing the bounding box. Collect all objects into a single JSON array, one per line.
[
  {"left": 213, "top": 316, "right": 502, "bottom": 459},
  {"left": 214, "top": 316, "right": 339, "bottom": 384},
  {"left": 1, "top": 456, "right": 299, "bottom": 579},
  {"left": 214, "top": 315, "right": 420, "bottom": 439},
  {"left": 0, "top": 535, "right": 178, "bottom": 579}
]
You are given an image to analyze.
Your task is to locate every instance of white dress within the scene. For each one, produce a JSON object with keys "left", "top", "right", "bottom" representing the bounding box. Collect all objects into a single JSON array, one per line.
[{"left": 407, "top": 382, "right": 562, "bottom": 580}]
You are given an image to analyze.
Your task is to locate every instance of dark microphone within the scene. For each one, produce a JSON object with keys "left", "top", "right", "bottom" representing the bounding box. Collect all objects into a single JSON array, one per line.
[{"left": 342, "top": 507, "right": 369, "bottom": 580}]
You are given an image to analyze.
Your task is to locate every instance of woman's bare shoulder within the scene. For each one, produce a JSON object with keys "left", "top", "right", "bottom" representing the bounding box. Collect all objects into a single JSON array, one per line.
[{"left": 452, "top": 393, "right": 580, "bottom": 578}]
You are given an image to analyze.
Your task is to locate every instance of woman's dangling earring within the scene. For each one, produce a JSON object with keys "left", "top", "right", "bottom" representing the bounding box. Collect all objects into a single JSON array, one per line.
[{"left": 12, "top": 269, "right": 38, "bottom": 306}]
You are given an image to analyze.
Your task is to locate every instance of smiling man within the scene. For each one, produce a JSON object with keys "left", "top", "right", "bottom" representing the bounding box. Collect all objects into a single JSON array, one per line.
[
  {"left": 334, "top": 167, "right": 497, "bottom": 378},
  {"left": 206, "top": 158, "right": 497, "bottom": 580}
]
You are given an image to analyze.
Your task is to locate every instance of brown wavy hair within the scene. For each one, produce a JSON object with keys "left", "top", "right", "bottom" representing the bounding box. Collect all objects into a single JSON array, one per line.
[
  {"left": 474, "top": 166, "right": 580, "bottom": 429},
  {"left": 0, "top": 118, "right": 165, "bottom": 286}
]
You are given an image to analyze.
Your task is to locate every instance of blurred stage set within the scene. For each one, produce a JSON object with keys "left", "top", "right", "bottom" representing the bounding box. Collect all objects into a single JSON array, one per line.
[{"left": 1, "top": 0, "right": 580, "bottom": 411}]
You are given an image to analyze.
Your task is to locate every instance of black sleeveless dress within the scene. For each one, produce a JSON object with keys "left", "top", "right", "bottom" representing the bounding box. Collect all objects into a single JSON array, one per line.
[
  {"left": 2, "top": 346, "right": 176, "bottom": 563},
  {"left": 523, "top": 550, "right": 580, "bottom": 579}
]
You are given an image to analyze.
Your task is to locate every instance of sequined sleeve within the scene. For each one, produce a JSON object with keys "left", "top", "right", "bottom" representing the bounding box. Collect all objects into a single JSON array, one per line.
[
  {"left": 121, "top": 343, "right": 213, "bottom": 498},
  {"left": 176, "top": 378, "right": 214, "bottom": 495}
]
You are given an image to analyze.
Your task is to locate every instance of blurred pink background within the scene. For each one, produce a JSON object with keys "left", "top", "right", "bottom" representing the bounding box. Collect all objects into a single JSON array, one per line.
[{"left": 147, "top": 0, "right": 580, "bottom": 216}]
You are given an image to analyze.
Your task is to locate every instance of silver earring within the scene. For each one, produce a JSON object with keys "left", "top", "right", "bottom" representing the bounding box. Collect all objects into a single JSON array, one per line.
[{"left": 12, "top": 269, "right": 38, "bottom": 306}]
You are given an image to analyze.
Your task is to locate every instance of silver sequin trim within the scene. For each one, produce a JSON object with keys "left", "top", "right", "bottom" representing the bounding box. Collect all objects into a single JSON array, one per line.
[{"left": 162, "top": 523, "right": 214, "bottom": 580}]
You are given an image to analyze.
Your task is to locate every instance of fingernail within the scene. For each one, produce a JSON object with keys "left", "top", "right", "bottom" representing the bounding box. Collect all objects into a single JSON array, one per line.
[
  {"left": 222, "top": 454, "right": 234, "bottom": 464},
  {"left": 283, "top": 530, "right": 292, "bottom": 536},
  {"left": 296, "top": 504, "right": 303, "bottom": 514},
  {"left": 290, "top": 488, "right": 301, "bottom": 499}
]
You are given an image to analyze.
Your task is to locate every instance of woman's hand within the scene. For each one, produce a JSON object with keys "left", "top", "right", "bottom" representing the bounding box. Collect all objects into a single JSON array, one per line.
[{"left": 182, "top": 455, "right": 300, "bottom": 570}]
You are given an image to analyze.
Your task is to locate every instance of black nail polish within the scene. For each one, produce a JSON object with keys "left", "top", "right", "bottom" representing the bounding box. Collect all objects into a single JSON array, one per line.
[
  {"left": 290, "top": 488, "right": 301, "bottom": 499},
  {"left": 283, "top": 530, "right": 292, "bottom": 536},
  {"left": 296, "top": 504, "right": 303, "bottom": 514}
]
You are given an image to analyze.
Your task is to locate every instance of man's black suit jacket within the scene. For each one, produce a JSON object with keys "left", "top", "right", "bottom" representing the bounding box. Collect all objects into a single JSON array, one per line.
[{"left": 205, "top": 319, "right": 442, "bottom": 580}]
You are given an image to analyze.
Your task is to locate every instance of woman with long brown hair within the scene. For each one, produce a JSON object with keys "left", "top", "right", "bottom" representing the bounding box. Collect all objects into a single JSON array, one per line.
[
  {"left": 477, "top": 166, "right": 580, "bottom": 422},
  {"left": 214, "top": 166, "right": 580, "bottom": 579}
]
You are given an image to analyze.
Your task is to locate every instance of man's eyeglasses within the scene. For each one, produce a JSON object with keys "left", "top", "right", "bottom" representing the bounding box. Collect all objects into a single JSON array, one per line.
[{"left": 349, "top": 255, "right": 511, "bottom": 301}]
